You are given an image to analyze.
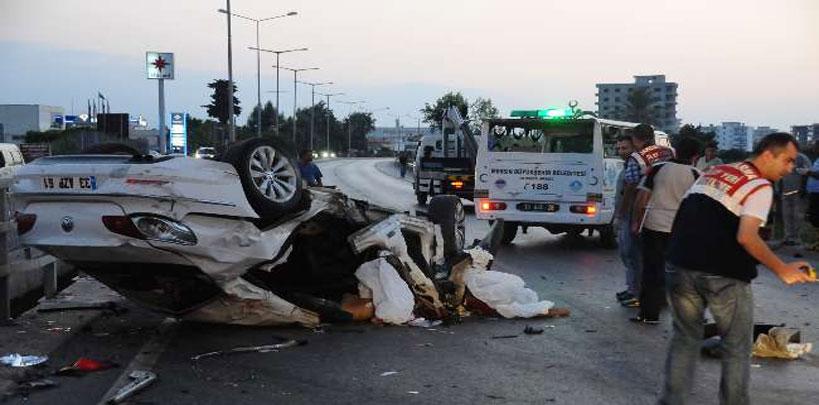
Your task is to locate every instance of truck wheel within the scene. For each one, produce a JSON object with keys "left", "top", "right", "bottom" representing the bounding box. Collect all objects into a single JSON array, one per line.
[
  {"left": 501, "top": 222, "right": 518, "bottom": 245},
  {"left": 599, "top": 225, "right": 617, "bottom": 249},
  {"left": 416, "top": 192, "right": 428, "bottom": 206},
  {"left": 223, "top": 138, "right": 306, "bottom": 225},
  {"left": 428, "top": 195, "right": 466, "bottom": 259}
]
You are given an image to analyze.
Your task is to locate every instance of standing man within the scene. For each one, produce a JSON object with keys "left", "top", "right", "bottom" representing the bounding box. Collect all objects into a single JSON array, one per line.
[
  {"left": 298, "top": 149, "right": 323, "bottom": 187},
  {"left": 616, "top": 123, "right": 675, "bottom": 307},
  {"left": 398, "top": 152, "right": 409, "bottom": 178},
  {"left": 614, "top": 135, "right": 637, "bottom": 302},
  {"left": 779, "top": 149, "right": 811, "bottom": 246},
  {"left": 660, "top": 133, "right": 815, "bottom": 405},
  {"left": 630, "top": 137, "right": 701, "bottom": 324},
  {"left": 695, "top": 142, "right": 723, "bottom": 171}
]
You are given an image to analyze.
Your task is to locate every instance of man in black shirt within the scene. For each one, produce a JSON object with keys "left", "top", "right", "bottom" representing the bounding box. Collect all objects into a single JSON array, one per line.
[{"left": 659, "top": 133, "right": 815, "bottom": 405}]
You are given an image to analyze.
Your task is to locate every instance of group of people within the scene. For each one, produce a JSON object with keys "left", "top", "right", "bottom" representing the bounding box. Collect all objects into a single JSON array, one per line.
[{"left": 612, "top": 125, "right": 815, "bottom": 404}]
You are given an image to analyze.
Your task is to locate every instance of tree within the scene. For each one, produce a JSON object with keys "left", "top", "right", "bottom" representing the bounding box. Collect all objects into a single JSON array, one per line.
[
  {"left": 342, "top": 112, "right": 376, "bottom": 154},
  {"left": 421, "top": 92, "right": 469, "bottom": 130},
  {"left": 187, "top": 117, "right": 220, "bottom": 151},
  {"left": 277, "top": 101, "right": 343, "bottom": 152},
  {"left": 673, "top": 124, "right": 717, "bottom": 148},
  {"left": 468, "top": 97, "right": 500, "bottom": 133},
  {"left": 202, "top": 79, "right": 241, "bottom": 125},
  {"left": 621, "top": 87, "right": 658, "bottom": 125},
  {"left": 245, "top": 101, "right": 282, "bottom": 135}
]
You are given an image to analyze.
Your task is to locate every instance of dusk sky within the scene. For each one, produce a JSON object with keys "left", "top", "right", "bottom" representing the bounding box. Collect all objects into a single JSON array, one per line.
[{"left": 1, "top": 0, "right": 817, "bottom": 130}]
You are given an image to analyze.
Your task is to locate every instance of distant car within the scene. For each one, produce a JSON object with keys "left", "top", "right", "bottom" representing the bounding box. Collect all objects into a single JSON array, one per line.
[{"left": 194, "top": 147, "right": 216, "bottom": 159}]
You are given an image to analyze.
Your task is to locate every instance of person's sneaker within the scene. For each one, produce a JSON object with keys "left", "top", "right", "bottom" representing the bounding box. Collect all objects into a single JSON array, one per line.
[
  {"left": 629, "top": 315, "right": 660, "bottom": 325},
  {"left": 616, "top": 290, "right": 630, "bottom": 300},
  {"left": 620, "top": 297, "right": 640, "bottom": 308}
]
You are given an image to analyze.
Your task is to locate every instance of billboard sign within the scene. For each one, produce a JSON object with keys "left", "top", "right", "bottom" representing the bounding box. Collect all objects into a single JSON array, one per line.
[
  {"left": 169, "top": 112, "right": 187, "bottom": 155},
  {"left": 146, "top": 52, "right": 174, "bottom": 80}
]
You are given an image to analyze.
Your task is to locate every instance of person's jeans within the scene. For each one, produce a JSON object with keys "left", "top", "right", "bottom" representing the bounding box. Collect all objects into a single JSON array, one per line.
[
  {"left": 639, "top": 229, "right": 669, "bottom": 319},
  {"left": 660, "top": 265, "right": 753, "bottom": 405},
  {"left": 618, "top": 215, "right": 642, "bottom": 296}
]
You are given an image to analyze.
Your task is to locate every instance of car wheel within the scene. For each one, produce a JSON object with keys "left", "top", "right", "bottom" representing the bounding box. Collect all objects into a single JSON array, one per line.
[
  {"left": 223, "top": 138, "right": 306, "bottom": 224},
  {"left": 500, "top": 222, "right": 518, "bottom": 245},
  {"left": 416, "top": 192, "right": 428, "bottom": 206},
  {"left": 428, "top": 195, "right": 466, "bottom": 260}
]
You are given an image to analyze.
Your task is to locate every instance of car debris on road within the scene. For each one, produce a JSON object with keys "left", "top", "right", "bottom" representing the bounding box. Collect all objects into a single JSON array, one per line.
[{"left": 11, "top": 141, "right": 569, "bottom": 329}]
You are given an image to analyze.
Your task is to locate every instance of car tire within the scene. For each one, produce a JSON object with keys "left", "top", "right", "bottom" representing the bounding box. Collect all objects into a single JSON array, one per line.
[
  {"left": 427, "top": 195, "right": 466, "bottom": 260},
  {"left": 500, "top": 222, "right": 518, "bottom": 245},
  {"left": 416, "top": 192, "right": 428, "bottom": 206},
  {"left": 222, "top": 138, "right": 306, "bottom": 224},
  {"left": 599, "top": 224, "right": 617, "bottom": 249}
]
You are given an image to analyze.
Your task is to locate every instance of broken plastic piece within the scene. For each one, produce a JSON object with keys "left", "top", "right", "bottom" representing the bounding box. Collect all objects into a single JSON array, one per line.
[
  {"left": 0, "top": 353, "right": 48, "bottom": 367},
  {"left": 58, "top": 357, "right": 118, "bottom": 375},
  {"left": 380, "top": 371, "right": 399, "bottom": 376},
  {"left": 407, "top": 318, "right": 443, "bottom": 328},
  {"left": 106, "top": 370, "right": 157, "bottom": 404},
  {"left": 524, "top": 325, "right": 544, "bottom": 335},
  {"left": 752, "top": 327, "right": 812, "bottom": 359}
]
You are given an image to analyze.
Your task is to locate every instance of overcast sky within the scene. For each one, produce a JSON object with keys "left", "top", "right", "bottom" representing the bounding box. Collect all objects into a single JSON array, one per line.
[{"left": 1, "top": 0, "right": 817, "bottom": 130}]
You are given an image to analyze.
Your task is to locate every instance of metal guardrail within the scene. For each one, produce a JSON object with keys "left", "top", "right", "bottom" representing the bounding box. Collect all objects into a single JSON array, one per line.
[{"left": 0, "top": 177, "right": 59, "bottom": 323}]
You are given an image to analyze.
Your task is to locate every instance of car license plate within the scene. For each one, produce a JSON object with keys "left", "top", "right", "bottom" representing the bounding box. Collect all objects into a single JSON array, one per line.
[
  {"left": 42, "top": 176, "right": 97, "bottom": 191},
  {"left": 517, "top": 202, "right": 559, "bottom": 212}
]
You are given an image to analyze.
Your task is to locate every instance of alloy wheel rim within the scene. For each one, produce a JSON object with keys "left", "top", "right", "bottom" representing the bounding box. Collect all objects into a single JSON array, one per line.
[
  {"left": 454, "top": 201, "right": 466, "bottom": 250},
  {"left": 248, "top": 145, "right": 297, "bottom": 203}
]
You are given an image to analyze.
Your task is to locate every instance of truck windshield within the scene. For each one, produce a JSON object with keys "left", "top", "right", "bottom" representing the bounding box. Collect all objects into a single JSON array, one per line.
[{"left": 487, "top": 119, "right": 594, "bottom": 154}]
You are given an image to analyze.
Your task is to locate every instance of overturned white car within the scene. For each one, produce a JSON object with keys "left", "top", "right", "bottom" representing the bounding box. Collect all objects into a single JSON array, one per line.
[{"left": 11, "top": 139, "right": 511, "bottom": 327}]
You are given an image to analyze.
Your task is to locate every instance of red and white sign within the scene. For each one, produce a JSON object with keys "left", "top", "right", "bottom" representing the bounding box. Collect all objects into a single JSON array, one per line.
[{"left": 146, "top": 52, "right": 174, "bottom": 80}]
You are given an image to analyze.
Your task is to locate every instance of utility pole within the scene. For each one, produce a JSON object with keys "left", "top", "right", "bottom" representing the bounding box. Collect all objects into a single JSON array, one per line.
[
  {"left": 225, "top": 0, "right": 236, "bottom": 143},
  {"left": 297, "top": 81, "right": 332, "bottom": 150},
  {"left": 251, "top": 47, "right": 308, "bottom": 136},
  {"left": 273, "top": 66, "right": 319, "bottom": 146}
]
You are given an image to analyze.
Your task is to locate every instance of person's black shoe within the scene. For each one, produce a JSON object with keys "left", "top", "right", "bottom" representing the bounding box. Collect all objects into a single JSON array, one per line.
[
  {"left": 629, "top": 315, "right": 659, "bottom": 325},
  {"left": 616, "top": 290, "right": 630, "bottom": 300}
]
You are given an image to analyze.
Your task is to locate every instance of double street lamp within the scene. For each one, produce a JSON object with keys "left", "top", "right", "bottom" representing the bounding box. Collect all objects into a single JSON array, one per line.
[
  {"left": 338, "top": 100, "right": 366, "bottom": 156},
  {"left": 250, "top": 47, "right": 308, "bottom": 136},
  {"left": 317, "top": 92, "right": 344, "bottom": 153},
  {"left": 297, "top": 81, "right": 333, "bottom": 150},
  {"left": 273, "top": 65, "right": 319, "bottom": 146},
  {"left": 217, "top": 8, "right": 297, "bottom": 138}
]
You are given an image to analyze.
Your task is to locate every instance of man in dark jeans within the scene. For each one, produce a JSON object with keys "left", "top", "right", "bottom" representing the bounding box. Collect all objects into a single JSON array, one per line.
[
  {"left": 660, "top": 133, "right": 815, "bottom": 405},
  {"left": 630, "top": 137, "right": 701, "bottom": 324}
]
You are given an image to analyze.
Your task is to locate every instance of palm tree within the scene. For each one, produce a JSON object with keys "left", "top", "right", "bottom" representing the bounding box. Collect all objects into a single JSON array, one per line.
[{"left": 622, "top": 87, "right": 659, "bottom": 125}]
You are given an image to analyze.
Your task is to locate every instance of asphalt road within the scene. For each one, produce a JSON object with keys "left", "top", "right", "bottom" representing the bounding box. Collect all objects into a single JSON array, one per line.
[{"left": 10, "top": 158, "right": 819, "bottom": 404}]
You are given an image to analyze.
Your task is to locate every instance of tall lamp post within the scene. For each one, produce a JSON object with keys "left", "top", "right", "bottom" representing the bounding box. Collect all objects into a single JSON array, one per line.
[
  {"left": 218, "top": 9, "right": 297, "bottom": 137},
  {"left": 297, "top": 81, "right": 333, "bottom": 150},
  {"left": 273, "top": 65, "right": 319, "bottom": 146},
  {"left": 221, "top": 0, "right": 236, "bottom": 143},
  {"left": 338, "top": 100, "right": 366, "bottom": 157},
  {"left": 250, "top": 47, "right": 308, "bottom": 136},
  {"left": 317, "top": 92, "right": 344, "bottom": 153}
]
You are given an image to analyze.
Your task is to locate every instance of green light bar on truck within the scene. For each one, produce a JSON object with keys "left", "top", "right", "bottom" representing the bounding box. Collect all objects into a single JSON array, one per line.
[{"left": 509, "top": 108, "right": 573, "bottom": 119}]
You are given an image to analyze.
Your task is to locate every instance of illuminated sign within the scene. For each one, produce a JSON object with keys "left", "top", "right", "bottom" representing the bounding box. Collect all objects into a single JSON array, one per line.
[
  {"left": 169, "top": 112, "right": 187, "bottom": 154},
  {"left": 146, "top": 52, "right": 174, "bottom": 80}
]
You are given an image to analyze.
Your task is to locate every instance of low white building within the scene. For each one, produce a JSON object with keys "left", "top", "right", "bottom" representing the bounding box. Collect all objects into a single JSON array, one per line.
[{"left": 0, "top": 104, "right": 65, "bottom": 143}]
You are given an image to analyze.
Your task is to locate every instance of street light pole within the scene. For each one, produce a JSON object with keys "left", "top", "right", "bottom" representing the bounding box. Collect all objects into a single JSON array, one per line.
[
  {"left": 252, "top": 47, "right": 308, "bottom": 136},
  {"left": 339, "top": 100, "right": 365, "bottom": 157},
  {"left": 297, "top": 81, "right": 332, "bottom": 150},
  {"left": 225, "top": 0, "right": 235, "bottom": 143},
  {"left": 273, "top": 66, "right": 319, "bottom": 147},
  {"left": 318, "top": 92, "right": 344, "bottom": 153},
  {"left": 219, "top": 10, "right": 297, "bottom": 137}
]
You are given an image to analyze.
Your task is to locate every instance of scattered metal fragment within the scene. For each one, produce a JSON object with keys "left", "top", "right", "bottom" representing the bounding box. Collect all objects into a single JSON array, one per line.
[
  {"left": 13, "top": 378, "right": 58, "bottom": 395},
  {"left": 584, "top": 329, "right": 597, "bottom": 333},
  {"left": 491, "top": 335, "right": 519, "bottom": 339},
  {"left": 407, "top": 318, "right": 443, "bottom": 328},
  {"left": 106, "top": 370, "right": 157, "bottom": 404},
  {"left": 0, "top": 354, "right": 48, "bottom": 367},
  {"left": 380, "top": 371, "right": 399, "bottom": 377},
  {"left": 191, "top": 339, "right": 307, "bottom": 360},
  {"left": 524, "top": 325, "right": 544, "bottom": 335},
  {"left": 37, "top": 301, "right": 127, "bottom": 315},
  {"left": 407, "top": 391, "right": 419, "bottom": 394}
]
